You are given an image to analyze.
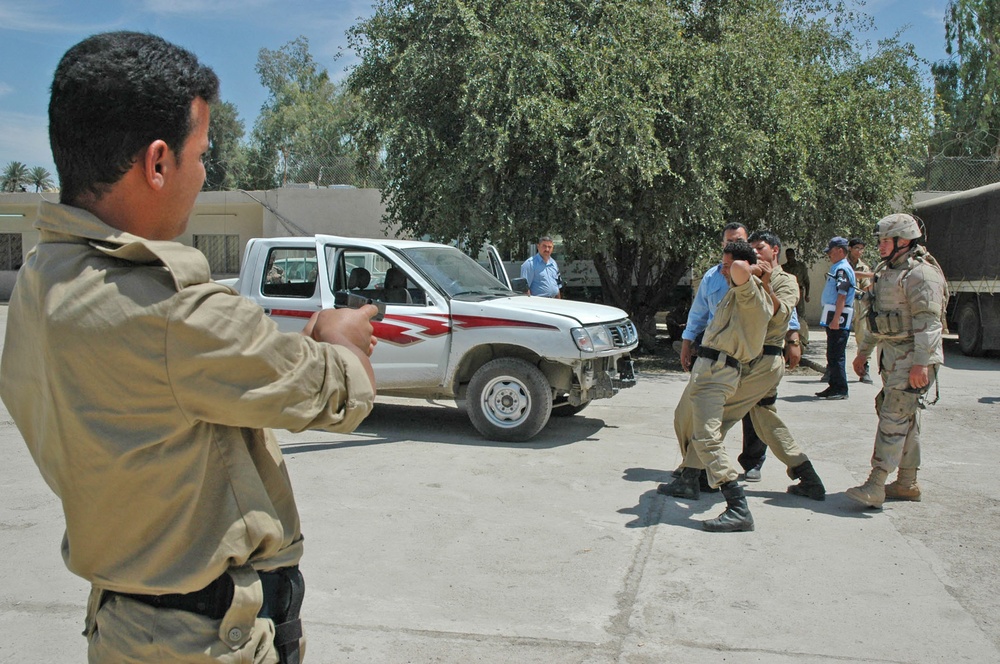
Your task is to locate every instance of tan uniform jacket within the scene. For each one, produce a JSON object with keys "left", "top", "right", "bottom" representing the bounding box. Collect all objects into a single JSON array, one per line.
[
  {"left": 700, "top": 276, "right": 771, "bottom": 364},
  {"left": 763, "top": 266, "right": 798, "bottom": 347},
  {"left": 0, "top": 201, "right": 376, "bottom": 595},
  {"left": 783, "top": 259, "right": 809, "bottom": 302},
  {"left": 854, "top": 259, "right": 872, "bottom": 292}
]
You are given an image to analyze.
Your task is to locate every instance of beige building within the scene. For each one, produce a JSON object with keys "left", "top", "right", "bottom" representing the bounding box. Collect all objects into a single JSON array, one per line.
[{"left": 0, "top": 187, "right": 393, "bottom": 300}]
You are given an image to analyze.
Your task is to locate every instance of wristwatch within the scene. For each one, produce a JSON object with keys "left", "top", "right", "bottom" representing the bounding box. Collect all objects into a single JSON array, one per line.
[{"left": 787, "top": 337, "right": 800, "bottom": 346}]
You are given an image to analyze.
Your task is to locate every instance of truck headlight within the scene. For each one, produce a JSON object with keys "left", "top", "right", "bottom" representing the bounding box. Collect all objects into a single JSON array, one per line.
[{"left": 572, "top": 325, "right": 615, "bottom": 352}]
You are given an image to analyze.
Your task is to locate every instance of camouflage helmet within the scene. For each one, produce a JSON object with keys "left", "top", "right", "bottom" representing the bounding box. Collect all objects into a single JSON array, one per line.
[{"left": 874, "top": 213, "right": 922, "bottom": 240}]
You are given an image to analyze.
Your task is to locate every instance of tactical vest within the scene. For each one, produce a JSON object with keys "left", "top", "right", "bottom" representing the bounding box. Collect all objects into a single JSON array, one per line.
[{"left": 867, "top": 246, "right": 948, "bottom": 340}]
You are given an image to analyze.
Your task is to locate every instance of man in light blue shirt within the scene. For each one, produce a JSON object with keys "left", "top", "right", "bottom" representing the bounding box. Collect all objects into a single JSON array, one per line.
[
  {"left": 816, "top": 236, "right": 856, "bottom": 399},
  {"left": 520, "top": 235, "right": 562, "bottom": 298}
]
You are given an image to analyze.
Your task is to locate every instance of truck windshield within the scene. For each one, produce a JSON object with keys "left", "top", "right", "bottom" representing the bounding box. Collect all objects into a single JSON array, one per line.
[{"left": 400, "top": 246, "right": 512, "bottom": 298}]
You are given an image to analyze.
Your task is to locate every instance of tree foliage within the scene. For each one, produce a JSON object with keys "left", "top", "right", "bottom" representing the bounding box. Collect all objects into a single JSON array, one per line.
[
  {"left": 931, "top": 0, "right": 1000, "bottom": 157},
  {"left": 245, "top": 36, "right": 379, "bottom": 189},
  {"left": 348, "top": 0, "right": 928, "bottom": 346},
  {"left": 27, "top": 166, "right": 54, "bottom": 192},
  {"left": 2, "top": 161, "right": 31, "bottom": 192},
  {"left": 204, "top": 100, "right": 248, "bottom": 191}
]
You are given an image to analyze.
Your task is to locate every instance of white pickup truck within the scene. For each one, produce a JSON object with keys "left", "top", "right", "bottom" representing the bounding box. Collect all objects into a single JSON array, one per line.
[{"left": 224, "top": 235, "right": 638, "bottom": 441}]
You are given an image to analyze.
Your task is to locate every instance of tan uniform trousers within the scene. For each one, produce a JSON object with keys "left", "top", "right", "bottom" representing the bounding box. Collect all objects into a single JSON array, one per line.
[
  {"left": 84, "top": 566, "right": 302, "bottom": 663},
  {"left": 680, "top": 354, "right": 807, "bottom": 472},
  {"left": 872, "top": 342, "right": 936, "bottom": 473},
  {"left": 673, "top": 354, "right": 742, "bottom": 488}
]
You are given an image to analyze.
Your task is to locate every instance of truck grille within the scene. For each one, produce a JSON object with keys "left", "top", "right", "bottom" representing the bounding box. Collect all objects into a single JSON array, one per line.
[{"left": 608, "top": 320, "right": 638, "bottom": 347}]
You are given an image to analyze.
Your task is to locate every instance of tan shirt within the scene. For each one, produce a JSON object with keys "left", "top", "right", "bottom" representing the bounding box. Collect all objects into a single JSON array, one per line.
[
  {"left": 0, "top": 201, "right": 375, "bottom": 594},
  {"left": 764, "top": 266, "right": 798, "bottom": 347},
  {"left": 700, "top": 276, "right": 771, "bottom": 364}
]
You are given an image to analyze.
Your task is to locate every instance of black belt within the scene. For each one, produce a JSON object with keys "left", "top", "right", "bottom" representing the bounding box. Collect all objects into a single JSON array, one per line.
[
  {"left": 698, "top": 346, "right": 740, "bottom": 369},
  {"left": 762, "top": 345, "right": 784, "bottom": 356},
  {"left": 106, "top": 566, "right": 303, "bottom": 655}
]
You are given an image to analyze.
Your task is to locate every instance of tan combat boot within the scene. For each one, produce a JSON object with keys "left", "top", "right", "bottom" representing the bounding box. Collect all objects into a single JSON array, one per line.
[
  {"left": 846, "top": 468, "right": 888, "bottom": 508},
  {"left": 885, "top": 468, "right": 921, "bottom": 502}
]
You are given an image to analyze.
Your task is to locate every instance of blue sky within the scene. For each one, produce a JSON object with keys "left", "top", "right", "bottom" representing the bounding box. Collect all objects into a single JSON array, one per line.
[{"left": 1, "top": 0, "right": 952, "bottom": 180}]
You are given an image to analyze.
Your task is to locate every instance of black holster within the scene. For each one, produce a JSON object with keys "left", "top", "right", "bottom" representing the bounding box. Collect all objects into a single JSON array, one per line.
[{"left": 261, "top": 566, "right": 305, "bottom": 664}]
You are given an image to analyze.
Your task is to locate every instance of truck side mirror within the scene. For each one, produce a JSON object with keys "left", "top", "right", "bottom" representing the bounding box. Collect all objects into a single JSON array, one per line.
[{"left": 510, "top": 277, "right": 529, "bottom": 294}]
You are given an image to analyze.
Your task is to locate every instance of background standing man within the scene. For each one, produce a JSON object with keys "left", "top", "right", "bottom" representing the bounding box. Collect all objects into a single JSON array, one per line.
[
  {"left": 847, "top": 214, "right": 947, "bottom": 508},
  {"left": 782, "top": 246, "right": 810, "bottom": 344},
  {"left": 849, "top": 237, "right": 875, "bottom": 383},
  {"left": 520, "top": 235, "right": 562, "bottom": 298},
  {"left": 817, "top": 236, "right": 856, "bottom": 400},
  {"left": 0, "top": 32, "right": 378, "bottom": 663}
]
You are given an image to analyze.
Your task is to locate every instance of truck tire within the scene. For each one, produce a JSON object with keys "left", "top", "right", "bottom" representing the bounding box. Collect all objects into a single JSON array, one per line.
[
  {"left": 551, "top": 395, "right": 591, "bottom": 417},
  {"left": 957, "top": 301, "right": 985, "bottom": 357},
  {"left": 467, "top": 358, "right": 553, "bottom": 441}
]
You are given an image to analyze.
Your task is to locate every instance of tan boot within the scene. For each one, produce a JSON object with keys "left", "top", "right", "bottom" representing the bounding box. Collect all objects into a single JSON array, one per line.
[
  {"left": 846, "top": 468, "right": 888, "bottom": 508},
  {"left": 885, "top": 468, "right": 921, "bottom": 502}
]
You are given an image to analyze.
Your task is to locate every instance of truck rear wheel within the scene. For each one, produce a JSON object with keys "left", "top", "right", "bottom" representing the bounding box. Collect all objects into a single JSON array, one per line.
[
  {"left": 957, "top": 301, "right": 985, "bottom": 357},
  {"left": 467, "top": 358, "right": 552, "bottom": 441}
]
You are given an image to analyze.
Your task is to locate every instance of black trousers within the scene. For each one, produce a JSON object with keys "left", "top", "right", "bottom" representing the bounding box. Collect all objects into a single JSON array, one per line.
[{"left": 739, "top": 413, "right": 767, "bottom": 471}]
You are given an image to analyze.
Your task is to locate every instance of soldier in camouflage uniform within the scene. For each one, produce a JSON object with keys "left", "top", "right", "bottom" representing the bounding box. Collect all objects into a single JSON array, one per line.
[{"left": 847, "top": 213, "right": 947, "bottom": 508}]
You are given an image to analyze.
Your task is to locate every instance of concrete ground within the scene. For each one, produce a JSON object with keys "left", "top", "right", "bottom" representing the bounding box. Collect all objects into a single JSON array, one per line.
[{"left": 1, "top": 304, "right": 998, "bottom": 663}]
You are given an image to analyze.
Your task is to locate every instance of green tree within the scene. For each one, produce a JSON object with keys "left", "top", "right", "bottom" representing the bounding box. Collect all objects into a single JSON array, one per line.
[
  {"left": 2, "top": 161, "right": 31, "bottom": 192},
  {"left": 348, "top": 0, "right": 928, "bottom": 346},
  {"left": 27, "top": 166, "right": 54, "bottom": 192},
  {"left": 931, "top": 0, "right": 1000, "bottom": 158},
  {"left": 204, "top": 100, "right": 248, "bottom": 191},
  {"left": 246, "top": 36, "right": 379, "bottom": 190}
]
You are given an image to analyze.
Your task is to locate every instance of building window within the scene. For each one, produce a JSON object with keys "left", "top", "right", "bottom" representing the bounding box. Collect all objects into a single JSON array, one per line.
[
  {"left": 193, "top": 234, "right": 240, "bottom": 274},
  {"left": 0, "top": 233, "right": 23, "bottom": 270}
]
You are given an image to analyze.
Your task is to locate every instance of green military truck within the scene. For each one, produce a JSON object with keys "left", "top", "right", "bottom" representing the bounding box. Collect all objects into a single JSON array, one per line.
[{"left": 915, "top": 182, "right": 1000, "bottom": 356}]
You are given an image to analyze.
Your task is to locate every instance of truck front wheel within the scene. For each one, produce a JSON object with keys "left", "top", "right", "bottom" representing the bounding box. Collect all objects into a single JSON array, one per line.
[
  {"left": 957, "top": 301, "right": 985, "bottom": 357},
  {"left": 467, "top": 358, "right": 553, "bottom": 441}
]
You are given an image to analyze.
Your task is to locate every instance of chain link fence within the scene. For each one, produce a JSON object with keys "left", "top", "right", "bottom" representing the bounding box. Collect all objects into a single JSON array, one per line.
[
  {"left": 911, "top": 156, "right": 1000, "bottom": 192},
  {"left": 275, "top": 155, "right": 1000, "bottom": 194}
]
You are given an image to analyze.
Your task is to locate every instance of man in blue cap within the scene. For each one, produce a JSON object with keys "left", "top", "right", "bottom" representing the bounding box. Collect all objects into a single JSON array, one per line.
[{"left": 816, "top": 236, "right": 856, "bottom": 399}]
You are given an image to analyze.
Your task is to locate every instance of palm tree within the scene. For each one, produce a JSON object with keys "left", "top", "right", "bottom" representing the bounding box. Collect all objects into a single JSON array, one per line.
[
  {"left": 2, "top": 161, "right": 30, "bottom": 192},
  {"left": 28, "top": 166, "right": 54, "bottom": 192}
]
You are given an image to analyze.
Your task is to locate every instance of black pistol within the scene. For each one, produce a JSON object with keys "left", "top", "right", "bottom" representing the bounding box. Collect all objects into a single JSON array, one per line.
[{"left": 334, "top": 291, "right": 386, "bottom": 321}]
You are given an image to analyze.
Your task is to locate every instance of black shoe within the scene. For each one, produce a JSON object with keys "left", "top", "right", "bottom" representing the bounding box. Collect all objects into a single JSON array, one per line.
[
  {"left": 702, "top": 481, "right": 755, "bottom": 532},
  {"left": 787, "top": 460, "right": 826, "bottom": 501},
  {"left": 815, "top": 387, "right": 848, "bottom": 399}
]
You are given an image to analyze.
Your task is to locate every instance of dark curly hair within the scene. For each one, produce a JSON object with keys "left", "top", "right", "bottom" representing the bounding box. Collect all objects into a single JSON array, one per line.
[
  {"left": 49, "top": 31, "right": 219, "bottom": 204},
  {"left": 723, "top": 240, "right": 757, "bottom": 264}
]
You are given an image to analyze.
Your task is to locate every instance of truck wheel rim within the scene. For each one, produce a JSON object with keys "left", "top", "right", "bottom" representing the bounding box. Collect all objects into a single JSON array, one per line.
[{"left": 480, "top": 375, "right": 531, "bottom": 428}]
